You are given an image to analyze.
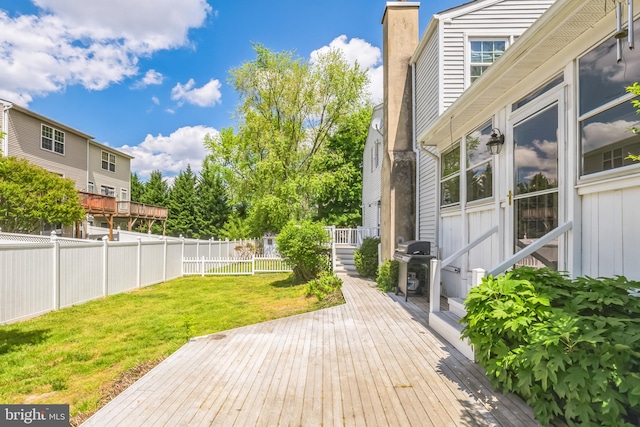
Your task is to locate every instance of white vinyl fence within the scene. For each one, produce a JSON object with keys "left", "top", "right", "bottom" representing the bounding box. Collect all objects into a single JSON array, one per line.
[{"left": 0, "top": 231, "right": 288, "bottom": 325}]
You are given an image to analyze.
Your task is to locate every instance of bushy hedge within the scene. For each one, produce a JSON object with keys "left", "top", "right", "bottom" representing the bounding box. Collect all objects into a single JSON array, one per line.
[
  {"left": 376, "top": 260, "right": 399, "bottom": 292},
  {"left": 354, "top": 237, "right": 380, "bottom": 278},
  {"left": 305, "top": 273, "right": 344, "bottom": 306},
  {"left": 276, "top": 221, "right": 330, "bottom": 283},
  {"left": 462, "top": 266, "right": 640, "bottom": 427}
]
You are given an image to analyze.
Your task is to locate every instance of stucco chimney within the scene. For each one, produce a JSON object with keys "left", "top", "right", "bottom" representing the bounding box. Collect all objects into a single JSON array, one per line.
[{"left": 380, "top": 1, "right": 419, "bottom": 261}]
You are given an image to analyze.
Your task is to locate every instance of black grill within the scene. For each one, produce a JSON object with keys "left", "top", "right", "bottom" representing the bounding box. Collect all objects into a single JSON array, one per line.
[{"left": 393, "top": 240, "right": 433, "bottom": 302}]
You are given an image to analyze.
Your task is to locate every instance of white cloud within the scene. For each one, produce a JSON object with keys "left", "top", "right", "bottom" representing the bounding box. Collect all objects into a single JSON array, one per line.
[
  {"left": 119, "top": 125, "right": 218, "bottom": 181},
  {"left": 151, "top": 96, "right": 160, "bottom": 105},
  {"left": 310, "top": 35, "right": 383, "bottom": 103},
  {"left": 171, "top": 79, "right": 222, "bottom": 107},
  {"left": 135, "top": 70, "right": 164, "bottom": 89},
  {"left": 0, "top": 1, "right": 211, "bottom": 105}
]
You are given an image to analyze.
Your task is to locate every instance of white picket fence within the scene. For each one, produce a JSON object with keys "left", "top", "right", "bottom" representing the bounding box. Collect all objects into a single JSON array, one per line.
[{"left": 0, "top": 231, "right": 290, "bottom": 325}]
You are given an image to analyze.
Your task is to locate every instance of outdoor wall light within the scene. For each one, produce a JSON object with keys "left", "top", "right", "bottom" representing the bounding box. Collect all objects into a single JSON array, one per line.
[{"left": 486, "top": 128, "right": 505, "bottom": 155}]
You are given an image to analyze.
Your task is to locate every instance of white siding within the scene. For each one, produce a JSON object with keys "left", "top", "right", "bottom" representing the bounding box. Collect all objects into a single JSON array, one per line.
[
  {"left": 417, "top": 149, "right": 438, "bottom": 252},
  {"left": 415, "top": 32, "right": 440, "bottom": 136},
  {"left": 362, "top": 105, "right": 383, "bottom": 229},
  {"left": 582, "top": 187, "right": 640, "bottom": 280}
]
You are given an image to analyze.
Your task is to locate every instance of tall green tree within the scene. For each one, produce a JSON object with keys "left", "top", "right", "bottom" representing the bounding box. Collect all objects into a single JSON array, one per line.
[
  {"left": 141, "top": 170, "right": 169, "bottom": 207},
  {"left": 205, "top": 43, "right": 369, "bottom": 233},
  {"left": 195, "top": 157, "right": 231, "bottom": 239},
  {"left": 166, "top": 165, "right": 198, "bottom": 237},
  {"left": 130, "top": 172, "right": 144, "bottom": 202},
  {"left": 313, "top": 106, "right": 372, "bottom": 226},
  {"left": 0, "top": 157, "right": 85, "bottom": 233}
]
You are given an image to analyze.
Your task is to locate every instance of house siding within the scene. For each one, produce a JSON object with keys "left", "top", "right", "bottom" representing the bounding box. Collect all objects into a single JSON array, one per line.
[
  {"left": 6, "top": 109, "right": 87, "bottom": 189},
  {"left": 88, "top": 143, "right": 131, "bottom": 200},
  {"left": 362, "top": 105, "right": 383, "bottom": 229}
]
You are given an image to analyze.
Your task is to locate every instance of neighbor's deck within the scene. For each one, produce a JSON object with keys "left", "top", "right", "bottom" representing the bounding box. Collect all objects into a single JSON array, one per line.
[{"left": 82, "top": 275, "right": 539, "bottom": 427}]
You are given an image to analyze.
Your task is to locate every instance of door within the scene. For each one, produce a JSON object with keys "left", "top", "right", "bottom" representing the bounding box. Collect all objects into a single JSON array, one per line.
[{"left": 507, "top": 90, "right": 564, "bottom": 270}]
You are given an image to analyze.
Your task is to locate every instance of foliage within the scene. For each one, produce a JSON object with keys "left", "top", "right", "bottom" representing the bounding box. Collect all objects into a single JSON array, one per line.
[
  {"left": 462, "top": 267, "right": 640, "bottom": 426},
  {"left": 626, "top": 82, "right": 640, "bottom": 161},
  {"left": 354, "top": 237, "right": 380, "bottom": 279},
  {"left": 204, "top": 44, "right": 369, "bottom": 233},
  {"left": 314, "top": 107, "right": 372, "bottom": 226},
  {"left": 276, "top": 221, "right": 331, "bottom": 282},
  {"left": 166, "top": 165, "right": 198, "bottom": 238},
  {"left": 0, "top": 157, "right": 85, "bottom": 233},
  {"left": 130, "top": 173, "right": 144, "bottom": 202},
  {"left": 218, "top": 214, "right": 253, "bottom": 240},
  {"left": 376, "top": 260, "right": 399, "bottom": 292},
  {"left": 195, "top": 157, "right": 231, "bottom": 239},
  {"left": 0, "top": 273, "right": 326, "bottom": 419},
  {"left": 304, "top": 273, "right": 345, "bottom": 307}
]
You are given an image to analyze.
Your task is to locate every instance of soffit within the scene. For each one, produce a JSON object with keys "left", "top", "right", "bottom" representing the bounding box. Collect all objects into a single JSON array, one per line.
[{"left": 418, "top": 0, "right": 611, "bottom": 149}]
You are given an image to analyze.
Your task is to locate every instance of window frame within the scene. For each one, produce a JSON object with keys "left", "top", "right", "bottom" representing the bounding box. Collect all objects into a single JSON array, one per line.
[
  {"left": 440, "top": 142, "right": 461, "bottom": 207},
  {"left": 468, "top": 37, "right": 509, "bottom": 85},
  {"left": 465, "top": 121, "right": 494, "bottom": 203},
  {"left": 100, "top": 185, "right": 115, "bottom": 197},
  {"left": 41, "top": 124, "right": 65, "bottom": 155},
  {"left": 101, "top": 151, "right": 116, "bottom": 173}
]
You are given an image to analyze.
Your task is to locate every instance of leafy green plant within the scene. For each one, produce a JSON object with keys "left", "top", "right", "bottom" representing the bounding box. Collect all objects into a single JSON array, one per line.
[
  {"left": 626, "top": 82, "right": 640, "bottom": 161},
  {"left": 376, "top": 260, "right": 399, "bottom": 292},
  {"left": 304, "top": 273, "right": 344, "bottom": 307},
  {"left": 462, "top": 267, "right": 640, "bottom": 426},
  {"left": 276, "top": 221, "right": 330, "bottom": 282},
  {"left": 354, "top": 237, "right": 380, "bottom": 278}
]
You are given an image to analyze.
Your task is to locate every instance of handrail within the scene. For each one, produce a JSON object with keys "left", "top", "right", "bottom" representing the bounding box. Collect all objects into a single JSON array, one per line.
[
  {"left": 486, "top": 221, "right": 572, "bottom": 277},
  {"left": 441, "top": 226, "right": 498, "bottom": 268}
]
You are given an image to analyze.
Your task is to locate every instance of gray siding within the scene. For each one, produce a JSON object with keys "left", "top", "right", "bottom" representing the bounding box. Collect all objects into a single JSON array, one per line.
[
  {"left": 6, "top": 109, "right": 87, "bottom": 189},
  {"left": 88, "top": 143, "right": 131, "bottom": 199},
  {"left": 362, "top": 106, "right": 383, "bottom": 229}
]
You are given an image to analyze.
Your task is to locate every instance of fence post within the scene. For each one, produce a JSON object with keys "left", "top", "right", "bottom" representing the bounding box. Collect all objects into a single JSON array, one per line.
[
  {"left": 201, "top": 256, "right": 205, "bottom": 277},
  {"left": 181, "top": 236, "right": 185, "bottom": 276},
  {"left": 163, "top": 236, "right": 167, "bottom": 283},
  {"left": 252, "top": 253, "right": 255, "bottom": 276},
  {"left": 102, "top": 236, "right": 109, "bottom": 297},
  {"left": 430, "top": 258, "right": 441, "bottom": 313},
  {"left": 137, "top": 237, "right": 142, "bottom": 288},
  {"left": 51, "top": 231, "right": 60, "bottom": 311},
  {"left": 331, "top": 226, "right": 337, "bottom": 273}
]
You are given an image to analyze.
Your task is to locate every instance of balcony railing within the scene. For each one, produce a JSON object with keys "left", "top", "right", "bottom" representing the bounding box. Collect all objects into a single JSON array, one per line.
[
  {"left": 78, "top": 192, "right": 167, "bottom": 220},
  {"left": 79, "top": 191, "right": 116, "bottom": 214},
  {"left": 117, "top": 201, "right": 168, "bottom": 220}
]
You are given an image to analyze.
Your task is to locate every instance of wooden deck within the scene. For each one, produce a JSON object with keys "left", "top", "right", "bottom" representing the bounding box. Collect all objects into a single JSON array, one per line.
[{"left": 82, "top": 275, "right": 540, "bottom": 427}]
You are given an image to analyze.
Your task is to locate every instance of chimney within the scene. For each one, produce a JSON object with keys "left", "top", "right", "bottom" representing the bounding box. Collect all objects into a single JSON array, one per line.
[{"left": 380, "top": 1, "right": 419, "bottom": 261}]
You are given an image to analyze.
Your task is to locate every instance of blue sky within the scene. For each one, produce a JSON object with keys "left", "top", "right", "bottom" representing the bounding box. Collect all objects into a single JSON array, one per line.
[{"left": 0, "top": 0, "right": 463, "bottom": 181}]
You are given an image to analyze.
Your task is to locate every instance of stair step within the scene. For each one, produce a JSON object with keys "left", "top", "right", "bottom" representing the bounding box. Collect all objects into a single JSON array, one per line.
[{"left": 429, "top": 311, "right": 474, "bottom": 361}]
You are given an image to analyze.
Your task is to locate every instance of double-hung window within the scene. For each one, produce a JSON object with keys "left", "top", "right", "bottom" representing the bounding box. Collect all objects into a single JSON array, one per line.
[
  {"left": 101, "top": 151, "right": 116, "bottom": 172},
  {"left": 469, "top": 39, "right": 507, "bottom": 84},
  {"left": 579, "top": 19, "right": 640, "bottom": 176},
  {"left": 100, "top": 185, "right": 115, "bottom": 197},
  {"left": 41, "top": 124, "right": 65, "bottom": 154}
]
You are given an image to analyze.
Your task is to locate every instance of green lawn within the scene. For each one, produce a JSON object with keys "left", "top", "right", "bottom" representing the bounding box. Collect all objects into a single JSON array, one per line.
[{"left": 0, "top": 273, "right": 322, "bottom": 419}]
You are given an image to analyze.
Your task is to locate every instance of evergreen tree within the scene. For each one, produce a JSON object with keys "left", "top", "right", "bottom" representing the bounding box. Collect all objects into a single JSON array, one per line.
[
  {"left": 141, "top": 170, "right": 169, "bottom": 207},
  {"left": 166, "top": 165, "right": 198, "bottom": 237},
  {"left": 130, "top": 173, "right": 144, "bottom": 202},
  {"left": 196, "top": 157, "right": 231, "bottom": 239}
]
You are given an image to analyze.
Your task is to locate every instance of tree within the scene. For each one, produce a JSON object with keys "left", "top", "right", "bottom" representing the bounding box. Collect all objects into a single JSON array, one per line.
[
  {"left": 313, "top": 107, "right": 372, "bottom": 226},
  {"left": 130, "top": 173, "right": 144, "bottom": 202},
  {"left": 0, "top": 157, "right": 85, "bottom": 233},
  {"left": 195, "top": 157, "right": 231, "bottom": 239},
  {"left": 166, "top": 165, "right": 198, "bottom": 237},
  {"left": 205, "top": 43, "right": 369, "bottom": 234},
  {"left": 141, "top": 170, "right": 169, "bottom": 207}
]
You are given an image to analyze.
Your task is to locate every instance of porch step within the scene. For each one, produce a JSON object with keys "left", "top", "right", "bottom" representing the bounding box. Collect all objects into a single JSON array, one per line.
[
  {"left": 429, "top": 310, "right": 474, "bottom": 361},
  {"left": 334, "top": 245, "right": 357, "bottom": 273},
  {"left": 448, "top": 297, "right": 467, "bottom": 319}
]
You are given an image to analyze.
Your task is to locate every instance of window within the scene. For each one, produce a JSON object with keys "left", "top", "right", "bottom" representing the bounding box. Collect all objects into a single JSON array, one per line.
[
  {"left": 120, "top": 188, "right": 128, "bottom": 201},
  {"left": 41, "top": 124, "right": 64, "bottom": 154},
  {"left": 371, "top": 141, "right": 380, "bottom": 172},
  {"left": 469, "top": 39, "right": 506, "bottom": 84},
  {"left": 441, "top": 143, "right": 460, "bottom": 206},
  {"left": 579, "top": 18, "right": 640, "bottom": 176},
  {"left": 100, "top": 185, "right": 115, "bottom": 197},
  {"left": 87, "top": 181, "right": 95, "bottom": 193},
  {"left": 465, "top": 122, "right": 493, "bottom": 202},
  {"left": 101, "top": 151, "right": 116, "bottom": 172}
]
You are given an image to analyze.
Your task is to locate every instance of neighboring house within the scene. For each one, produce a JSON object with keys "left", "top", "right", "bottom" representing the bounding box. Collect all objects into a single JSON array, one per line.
[
  {"left": 0, "top": 99, "right": 167, "bottom": 238},
  {"left": 381, "top": 0, "right": 640, "bottom": 358},
  {"left": 362, "top": 104, "right": 383, "bottom": 231}
]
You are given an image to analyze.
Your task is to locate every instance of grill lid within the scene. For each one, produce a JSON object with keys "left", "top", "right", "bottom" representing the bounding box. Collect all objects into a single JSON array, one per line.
[{"left": 395, "top": 240, "right": 430, "bottom": 255}]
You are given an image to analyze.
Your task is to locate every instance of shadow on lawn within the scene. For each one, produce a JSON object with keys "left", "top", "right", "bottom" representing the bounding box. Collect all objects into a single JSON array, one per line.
[
  {"left": 0, "top": 328, "right": 51, "bottom": 355},
  {"left": 269, "top": 274, "right": 298, "bottom": 288}
]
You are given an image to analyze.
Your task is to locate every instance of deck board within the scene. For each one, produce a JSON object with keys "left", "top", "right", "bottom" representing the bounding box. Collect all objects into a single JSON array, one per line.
[{"left": 82, "top": 274, "right": 541, "bottom": 427}]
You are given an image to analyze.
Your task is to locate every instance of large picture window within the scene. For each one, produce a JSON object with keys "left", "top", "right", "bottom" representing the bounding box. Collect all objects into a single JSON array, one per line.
[
  {"left": 579, "top": 19, "right": 640, "bottom": 176},
  {"left": 465, "top": 122, "right": 493, "bottom": 202},
  {"left": 441, "top": 143, "right": 460, "bottom": 206},
  {"left": 41, "top": 124, "right": 64, "bottom": 155}
]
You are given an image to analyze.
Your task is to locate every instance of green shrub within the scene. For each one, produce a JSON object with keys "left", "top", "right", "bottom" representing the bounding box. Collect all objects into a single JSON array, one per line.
[
  {"left": 376, "top": 260, "right": 399, "bottom": 292},
  {"left": 462, "top": 267, "right": 640, "bottom": 427},
  {"left": 305, "top": 273, "right": 345, "bottom": 307},
  {"left": 276, "top": 221, "right": 330, "bottom": 283},
  {"left": 354, "top": 237, "right": 380, "bottom": 278}
]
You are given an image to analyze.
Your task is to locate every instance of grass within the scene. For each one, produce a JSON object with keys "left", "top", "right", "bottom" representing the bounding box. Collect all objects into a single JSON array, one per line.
[{"left": 0, "top": 273, "right": 328, "bottom": 420}]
